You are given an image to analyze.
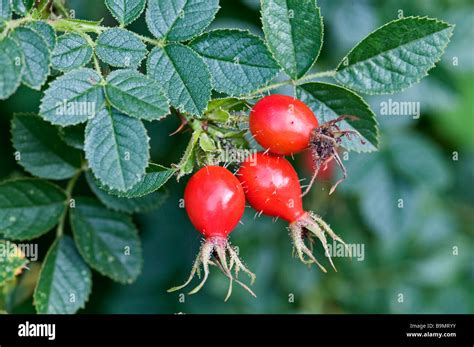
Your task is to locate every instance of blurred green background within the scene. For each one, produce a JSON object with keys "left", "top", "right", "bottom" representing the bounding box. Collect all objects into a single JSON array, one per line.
[{"left": 1, "top": 0, "right": 473, "bottom": 313}]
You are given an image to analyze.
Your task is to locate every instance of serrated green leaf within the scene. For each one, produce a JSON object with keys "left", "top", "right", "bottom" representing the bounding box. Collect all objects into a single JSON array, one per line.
[
  {"left": 12, "top": 0, "right": 33, "bottom": 16},
  {"left": 95, "top": 163, "right": 174, "bottom": 198},
  {"left": 96, "top": 28, "right": 147, "bottom": 68},
  {"left": 147, "top": 43, "right": 211, "bottom": 116},
  {"left": 190, "top": 29, "right": 280, "bottom": 96},
  {"left": 70, "top": 198, "right": 142, "bottom": 283},
  {"left": 84, "top": 107, "right": 150, "bottom": 192},
  {"left": 335, "top": 17, "right": 454, "bottom": 95},
  {"left": 34, "top": 236, "right": 92, "bottom": 314},
  {"left": 39, "top": 68, "right": 105, "bottom": 126},
  {"left": 86, "top": 171, "right": 168, "bottom": 213},
  {"left": 51, "top": 33, "right": 93, "bottom": 72},
  {"left": 11, "top": 114, "right": 82, "bottom": 180},
  {"left": 0, "top": 179, "right": 66, "bottom": 240},
  {"left": 146, "top": 0, "right": 219, "bottom": 41},
  {"left": 105, "top": 0, "right": 146, "bottom": 26},
  {"left": 105, "top": 69, "right": 169, "bottom": 121},
  {"left": 296, "top": 82, "right": 379, "bottom": 152},
  {"left": 261, "top": 0, "right": 323, "bottom": 79},
  {"left": 58, "top": 124, "right": 85, "bottom": 150},
  {"left": 0, "top": 0, "right": 12, "bottom": 21},
  {"left": 0, "top": 241, "right": 28, "bottom": 285},
  {"left": 11, "top": 27, "right": 50, "bottom": 90},
  {"left": 25, "top": 21, "right": 57, "bottom": 50},
  {"left": 0, "top": 37, "right": 24, "bottom": 100}
]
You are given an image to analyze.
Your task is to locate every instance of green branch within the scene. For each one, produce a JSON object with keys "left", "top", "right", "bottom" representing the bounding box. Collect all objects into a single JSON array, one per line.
[
  {"left": 47, "top": 18, "right": 164, "bottom": 46},
  {"left": 247, "top": 69, "right": 337, "bottom": 97},
  {"left": 56, "top": 170, "right": 82, "bottom": 238}
]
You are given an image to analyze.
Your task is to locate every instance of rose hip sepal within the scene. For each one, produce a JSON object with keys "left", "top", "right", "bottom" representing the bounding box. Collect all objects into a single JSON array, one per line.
[
  {"left": 238, "top": 152, "right": 349, "bottom": 272},
  {"left": 168, "top": 166, "right": 256, "bottom": 301}
]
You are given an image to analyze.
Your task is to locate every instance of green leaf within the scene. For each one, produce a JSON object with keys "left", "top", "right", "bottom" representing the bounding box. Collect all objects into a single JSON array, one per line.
[
  {"left": 58, "top": 124, "right": 85, "bottom": 150},
  {"left": 296, "top": 82, "right": 379, "bottom": 152},
  {"left": 387, "top": 132, "right": 450, "bottom": 190},
  {"left": 147, "top": 43, "right": 211, "bottom": 116},
  {"left": 39, "top": 68, "right": 105, "bottom": 126},
  {"left": 0, "top": 37, "right": 24, "bottom": 100},
  {"left": 86, "top": 171, "right": 168, "bottom": 213},
  {"left": 0, "top": 179, "right": 66, "bottom": 240},
  {"left": 0, "top": 241, "right": 28, "bottom": 285},
  {"left": 0, "top": 0, "right": 12, "bottom": 21},
  {"left": 12, "top": 0, "right": 33, "bottom": 16},
  {"left": 30, "top": 0, "right": 51, "bottom": 19},
  {"left": 261, "top": 0, "right": 323, "bottom": 79},
  {"left": 25, "top": 21, "right": 57, "bottom": 50},
  {"left": 95, "top": 163, "right": 174, "bottom": 198},
  {"left": 84, "top": 107, "right": 150, "bottom": 192},
  {"left": 96, "top": 28, "right": 147, "bottom": 68},
  {"left": 34, "top": 236, "right": 92, "bottom": 314},
  {"left": 335, "top": 17, "right": 454, "bottom": 95},
  {"left": 146, "top": 0, "right": 219, "bottom": 41},
  {"left": 105, "top": 69, "right": 169, "bottom": 121},
  {"left": 11, "top": 114, "right": 82, "bottom": 180},
  {"left": 11, "top": 27, "right": 50, "bottom": 90},
  {"left": 175, "top": 129, "right": 201, "bottom": 179},
  {"left": 51, "top": 33, "right": 93, "bottom": 72},
  {"left": 105, "top": 0, "right": 146, "bottom": 26},
  {"left": 199, "top": 132, "right": 216, "bottom": 152},
  {"left": 70, "top": 198, "right": 142, "bottom": 283},
  {"left": 190, "top": 29, "right": 280, "bottom": 96},
  {"left": 358, "top": 160, "right": 414, "bottom": 239}
]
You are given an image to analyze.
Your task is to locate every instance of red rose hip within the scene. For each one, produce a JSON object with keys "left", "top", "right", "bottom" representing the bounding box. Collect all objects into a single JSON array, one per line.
[
  {"left": 250, "top": 94, "right": 365, "bottom": 196},
  {"left": 169, "top": 166, "right": 255, "bottom": 300},
  {"left": 238, "top": 153, "right": 348, "bottom": 272},
  {"left": 250, "top": 94, "right": 318, "bottom": 155}
]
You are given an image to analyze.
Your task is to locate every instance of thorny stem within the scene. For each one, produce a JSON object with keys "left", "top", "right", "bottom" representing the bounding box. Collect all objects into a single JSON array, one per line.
[{"left": 56, "top": 170, "right": 82, "bottom": 237}]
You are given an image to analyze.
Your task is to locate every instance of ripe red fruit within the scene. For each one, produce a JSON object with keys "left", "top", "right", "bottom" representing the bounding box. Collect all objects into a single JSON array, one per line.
[
  {"left": 250, "top": 94, "right": 318, "bottom": 156},
  {"left": 249, "top": 94, "right": 364, "bottom": 196},
  {"left": 168, "top": 166, "right": 255, "bottom": 300},
  {"left": 238, "top": 153, "right": 348, "bottom": 272}
]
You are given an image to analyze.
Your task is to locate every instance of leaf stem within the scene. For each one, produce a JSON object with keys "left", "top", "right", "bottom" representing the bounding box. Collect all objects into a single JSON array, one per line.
[
  {"left": 136, "top": 34, "right": 165, "bottom": 47},
  {"left": 56, "top": 170, "right": 81, "bottom": 238},
  {"left": 48, "top": 18, "right": 164, "bottom": 46},
  {"left": 246, "top": 69, "right": 337, "bottom": 97},
  {"left": 0, "top": 16, "right": 32, "bottom": 39},
  {"left": 53, "top": 0, "right": 70, "bottom": 19}
]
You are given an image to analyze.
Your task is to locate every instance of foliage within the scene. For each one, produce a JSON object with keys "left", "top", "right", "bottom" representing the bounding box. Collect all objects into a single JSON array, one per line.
[{"left": 0, "top": 0, "right": 461, "bottom": 314}]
